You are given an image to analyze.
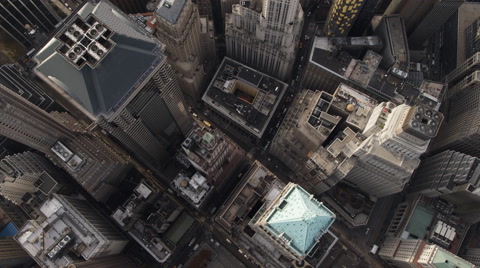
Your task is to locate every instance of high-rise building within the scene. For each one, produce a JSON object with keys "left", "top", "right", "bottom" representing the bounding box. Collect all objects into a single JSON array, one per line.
[
  {"left": 0, "top": 236, "right": 31, "bottom": 268},
  {"left": 180, "top": 124, "right": 246, "bottom": 187},
  {"left": 32, "top": 0, "right": 192, "bottom": 174},
  {"left": 0, "top": 0, "right": 62, "bottom": 47},
  {"left": 250, "top": 182, "right": 335, "bottom": 261},
  {"left": 407, "top": 0, "right": 464, "bottom": 49},
  {"left": 0, "top": 64, "right": 61, "bottom": 158},
  {"left": 0, "top": 83, "right": 131, "bottom": 202},
  {"left": 225, "top": 0, "right": 303, "bottom": 80},
  {"left": 202, "top": 58, "right": 287, "bottom": 145},
  {"left": 15, "top": 194, "right": 129, "bottom": 268},
  {"left": 466, "top": 16, "right": 480, "bottom": 60},
  {"left": 379, "top": 238, "right": 475, "bottom": 268},
  {"left": 109, "top": 0, "right": 150, "bottom": 13},
  {"left": 343, "top": 103, "right": 443, "bottom": 198},
  {"left": 408, "top": 151, "right": 480, "bottom": 198},
  {"left": 429, "top": 70, "right": 480, "bottom": 157},
  {"left": 348, "top": 0, "right": 389, "bottom": 36},
  {"left": 324, "top": 0, "right": 367, "bottom": 37},
  {"left": 269, "top": 89, "right": 342, "bottom": 174},
  {"left": 154, "top": 0, "right": 215, "bottom": 101},
  {"left": 0, "top": 151, "right": 70, "bottom": 206}
]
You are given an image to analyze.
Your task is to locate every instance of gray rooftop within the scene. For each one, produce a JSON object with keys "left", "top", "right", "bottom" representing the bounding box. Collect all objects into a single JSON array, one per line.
[
  {"left": 203, "top": 58, "right": 287, "bottom": 138},
  {"left": 156, "top": 0, "right": 186, "bottom": 24},
  {"left": 33, "top": 1, "right": 165, "bottom": 118}
]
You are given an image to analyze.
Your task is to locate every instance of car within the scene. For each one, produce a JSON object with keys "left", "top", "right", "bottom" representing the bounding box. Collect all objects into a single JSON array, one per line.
[
  {"left": 226, "top": 238, "right": 232, "bottom": 244},
  {"left": 300, "top": 56, "right": 304, "bottom": 61}
]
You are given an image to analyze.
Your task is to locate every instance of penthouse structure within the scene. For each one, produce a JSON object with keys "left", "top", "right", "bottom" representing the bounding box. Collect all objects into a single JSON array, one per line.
[
  {"left": 32, "top": 0, "right": 192, "bottom": 174},
  {"left": 171, "top": 172, "right": 212, "bottom": 208},
  {"left": 225, "top": 0, "right": 303, "bottom": 80},
  {"left": 202, "top": 58, "right": 287, "bottom": 145},
  {"left": 181, "top": 125, "right": 245, "bottom": 186},
  {"left": 15, "top": 194, "right": 128, "bottom": 268},
  {"left": 0, "top": 83, "right": 130, "bottom": 202}
]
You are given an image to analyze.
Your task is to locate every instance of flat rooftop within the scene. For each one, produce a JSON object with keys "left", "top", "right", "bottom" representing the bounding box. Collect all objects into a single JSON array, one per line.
[
  {"left": 156, "top": 0, "right": 186, "bottom": 24},
  {"left": 203, "top": 58, "right": 287, "bottom": 138}
]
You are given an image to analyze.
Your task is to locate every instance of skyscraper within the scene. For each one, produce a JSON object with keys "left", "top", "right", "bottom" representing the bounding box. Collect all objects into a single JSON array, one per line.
[
  {"left": 0, "top": 151, "right": 70, "bottom": 206},
  {"left": 15, "top": 194, "right": 129, "bottom": 268},
  {"left": 348, "top": 0, "right": 389, "bottom": 36},
  {"left": 343, "top": 104, "right": 443, "bottom": 198},
  {"left": 225, "top": 0, "right": 303, "bottom": 80},
  {"left": 407, "top": 0, "right": 464, "bottom": 49},
  {"left": 0, "top": 83, "right": 131, "bottom": 202},
  {"left": 155, "top": 0, "right": 214, "bottom": 101},
  {"left": 32, "top": 0, "right": 192, "bottom": 174},
  {"left": 0, "top": 236, "right": 31, "bottom": 268},
  {"left": 379, "top": 238, "right": 475, "bottom": 268},
  {"left": 429, "top": 71, "right": 480, "bottom": 157},
  {"left": 0, "top": 0, "right": 62, "bottom": 47},
  {"left": 324, "top": 0, "right": 367, "bottom": 37}
]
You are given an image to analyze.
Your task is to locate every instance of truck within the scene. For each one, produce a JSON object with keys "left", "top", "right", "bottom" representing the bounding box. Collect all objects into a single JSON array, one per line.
[{"left": 370, "top": 244, "right": 379, "bottom": 254}]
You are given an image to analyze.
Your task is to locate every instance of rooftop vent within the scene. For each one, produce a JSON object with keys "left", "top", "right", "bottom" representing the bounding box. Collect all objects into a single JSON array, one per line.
[{"left": 57, "top": 15, "right": 115, "bottom": 69}]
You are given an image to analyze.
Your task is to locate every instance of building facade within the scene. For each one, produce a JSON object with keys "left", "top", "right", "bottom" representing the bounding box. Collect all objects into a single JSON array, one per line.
[
  {"left": 324, "top": 0, "right": 367, "bottom": 37},
  {"left": 15, "top": 194, "right": 129, "bottom": 268},
  {"left": 0, "top": 236, "right": 31, "bottom": 267},
  {"left": 0, "top": 151, "right": 69, "bottom": 206},
  {"left": 32, "top": 0, "right": 192, "bottom": 174},
  {"left": 155, "top": 0, "right": 215, "bottom": 101},
  {"left": 225, "top": 0, "right": 303, "bottom": 80},
  {"left": 0, "top": 0, "right": 61, "bottom": 47},
  {"left": 379, "top": 238, "right": 475, "bottom": 268},
  {"left": 0, "top": 83, "right": 131, "bottom": 202}
]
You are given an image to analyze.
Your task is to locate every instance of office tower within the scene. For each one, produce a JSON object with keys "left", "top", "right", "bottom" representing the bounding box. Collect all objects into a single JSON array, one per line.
[
  {"left": 0, "top": 63, "right": 61, "bottom": 158},
  {"left": 225, "top": 0, "right": 303, "bottom": 80},
  {"left": 349, "top": 0, "right": 389, "bottom": 36},
  {"left": 180, "top": 125, "right": 246, "bottom": 186},
  {"left": 324, "top": 0, "right": 367, "bottom": 37},
  {"left": 250, "top": 183, "right": 335, "bottom": 261},
  {"left": 220, "top": 0, "right": 238, "bottom": 23},
  {"left": 379, "top": 238, "right": 475, "bottom": 268},
  {"left": 374, "top": 15, "right": 409, "bottom": 75},
  {"left": 0, "top": 64, "right": 58, "bottom": 112},
  {"left": 303, "top": 16, "right": 410, "bottom": 100},
  {"left": 466, "top": 16, "right": 480, "bottom": 60},
  {"left": 109, "top": 0, "right": 149, "bottom": 13},
  {"left": 202, "top": 58, "right": 287, "bottom": 145},
  {"left": 430, "top": 71, "right": 480, "bottom": 157},
  {"left": 0, "top": 151, "right": 70, "bottom": 206},
  {"left": 0, "top": 83, "right": 131, "bottom": 202},
  {"left": 0, "top": 0, "right": 62, "bottom": 48},
  {"left": 155, "top": 0, "right": 215, "bottom": 101},
  {"left": 15, "top": 194, "right": 128, "bottom": 268},
  {"left": 407, "top": 0, "right": 464, "bottom": 49},
  {"left": 343, "top": 103, "right": 442, "bottom": 198},
  {"left": 269, "top": 89, "right": 341, "bottom": 174},
  {"left": 32, "top": 0, "right": 192, "bottom": 174},
  {"left": 408, "top": 151, "right": 480, "bottom": 198},
  {"left": 0, "top": 236, "right": 31, "bottom": 267}
]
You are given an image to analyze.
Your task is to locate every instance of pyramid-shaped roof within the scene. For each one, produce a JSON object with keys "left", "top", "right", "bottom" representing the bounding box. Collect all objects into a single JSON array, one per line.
[{"left": 264, "top": 185, "right": 335, "bottom": 256}]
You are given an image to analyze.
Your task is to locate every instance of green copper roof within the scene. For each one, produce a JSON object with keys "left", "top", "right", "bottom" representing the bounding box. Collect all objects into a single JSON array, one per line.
[
  {"left": 264, "top": 185, "right": 335, "bottom": 256},
  {"left": 432, "top": 248, "right": 474, "bottom": 268}
]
